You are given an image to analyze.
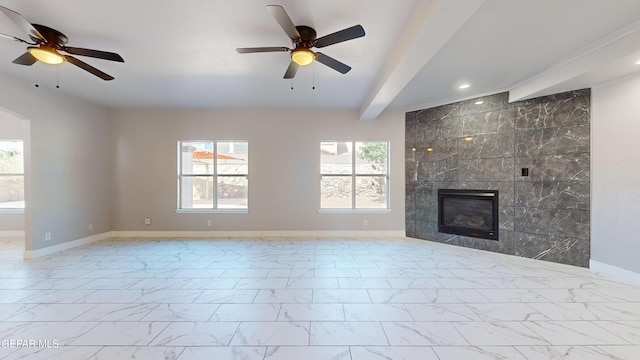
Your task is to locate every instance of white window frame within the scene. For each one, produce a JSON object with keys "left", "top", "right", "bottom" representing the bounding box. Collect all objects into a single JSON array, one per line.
[
  {"left": 177, "top": 140, "right": 248, "bottom": 213},
  {"left": 320, "top": 141, "right": 390, "bottom": 212},
  {"left": 0, "top": 140, "right": 25, "bottom": 212}
]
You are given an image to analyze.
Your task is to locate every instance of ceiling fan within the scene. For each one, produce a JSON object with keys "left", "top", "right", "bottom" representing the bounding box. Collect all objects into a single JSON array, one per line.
[
  {"left": 0, "top": 5, "right": 123, "bottom": 81},
  {"left": 236, "top": 5, "right": 365, "bottom": 79}
]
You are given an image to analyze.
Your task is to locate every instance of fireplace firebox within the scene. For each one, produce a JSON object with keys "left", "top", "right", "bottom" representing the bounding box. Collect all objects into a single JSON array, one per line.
[{"left": 438, "top": 189, "right": 499, "bottom": 240}]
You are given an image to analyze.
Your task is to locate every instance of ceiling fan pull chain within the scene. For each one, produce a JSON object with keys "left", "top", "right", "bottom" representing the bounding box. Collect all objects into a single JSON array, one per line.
[
  {"left": 291, "top": 78, "right": 294, "bottom": 90},
  {"left": 56, "top": 65, "right": 60, "bottom": 89},
  {"left": 312, "top": 61, "right": 316, "bottom": 90},
  {"left": 34, "top": 64, "right": 39, "bottom": 88}
]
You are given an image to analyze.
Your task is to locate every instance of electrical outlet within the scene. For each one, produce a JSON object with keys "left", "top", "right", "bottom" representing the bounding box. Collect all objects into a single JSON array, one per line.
[
  {"left": 88, "top": 224, "right": 93, "bottom": 230},
  {"left": 207, "top": 219, "right": 212, "bottom": 227},
  {"left": 44, "top": 232, "right": 52, "bottom": 241},
  {"left": 144, "top": 217, "right": 151, "bottom": 225},
  {"left": 363, "top": 219, "right": 368, "bottom": 226}
]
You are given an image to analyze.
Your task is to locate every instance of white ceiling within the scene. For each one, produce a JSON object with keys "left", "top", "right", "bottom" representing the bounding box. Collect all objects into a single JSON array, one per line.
[{"left": 1, "top": 0, "right": 640, "bottom": 119}]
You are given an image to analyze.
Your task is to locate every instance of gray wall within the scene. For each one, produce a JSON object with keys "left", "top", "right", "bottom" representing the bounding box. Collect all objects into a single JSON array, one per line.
[
  {"left": 592, "top": 73, "right": 640, "bottom": 274},
  {"left": 109, "top": 108, "right": 405, "bottom": 232},
  {"left": 406, "top": 90, "right": 590, "bottom": 267},
  {"left": 0, "top": 73, "right": 111, "bottom": 250}
]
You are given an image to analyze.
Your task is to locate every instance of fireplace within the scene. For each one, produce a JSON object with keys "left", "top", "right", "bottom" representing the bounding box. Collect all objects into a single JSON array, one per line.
[{"left": 438, "top": 189, "right": 499, "bottom": 240}]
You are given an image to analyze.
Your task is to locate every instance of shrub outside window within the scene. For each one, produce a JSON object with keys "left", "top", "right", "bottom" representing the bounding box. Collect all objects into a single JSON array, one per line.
[
  {"left": 320, "top": 141, "right": 389, "bottom": 209},
  {"left": 178, "top": 141, "right": 248, "bottom": 211}
]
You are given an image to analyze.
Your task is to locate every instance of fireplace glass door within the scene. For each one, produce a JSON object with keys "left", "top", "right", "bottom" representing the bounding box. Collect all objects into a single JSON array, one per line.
[{"left": 438, "top": 189, "right": 498, "bottom": 240}]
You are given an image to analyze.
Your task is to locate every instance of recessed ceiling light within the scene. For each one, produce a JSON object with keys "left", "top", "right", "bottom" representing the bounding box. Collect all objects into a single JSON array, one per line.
[
  {"left": 636, "top": 60, "right": 640, "bottom": 65},
  {"left": 475, "top": 100, "right": 483, "bottom": 105},
  {"left": 459, "top": 84, "right": 470, "bottom": 89}
]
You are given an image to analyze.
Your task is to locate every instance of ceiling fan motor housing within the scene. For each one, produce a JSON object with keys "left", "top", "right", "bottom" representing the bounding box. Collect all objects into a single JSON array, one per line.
[
  {"left": 31, "top": 24, "right": 68, "bottom": 46},
  {"left": 294, "top": 25, "right": 317, "bottom": 49}
]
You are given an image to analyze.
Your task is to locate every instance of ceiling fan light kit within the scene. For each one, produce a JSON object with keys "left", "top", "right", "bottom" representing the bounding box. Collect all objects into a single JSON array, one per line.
[
  {"left": 27, "top": 46, "right": 64, "bottom": 65},
  {"left": 0, "top": 5, "right": 124, "bottom": 81},
  {"left": 291, "top": 48, "right": 314, "bottom": 66},
  {"left": 236, "top": 4, "right": 365, "bottom": 79}
]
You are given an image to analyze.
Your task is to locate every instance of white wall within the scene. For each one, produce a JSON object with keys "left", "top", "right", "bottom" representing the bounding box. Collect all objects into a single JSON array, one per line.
[
  {"left": 592, "top": 72, "right": 640, "bottom": 274},
  {"left": 0, "top": 109, "right": 25, "bottom": 233},
  {"left": 110, "top": 108, "right": 405, "bottom": 233},
  {"left": 0, "top": 73, "right": 111, "bottom": 250}
]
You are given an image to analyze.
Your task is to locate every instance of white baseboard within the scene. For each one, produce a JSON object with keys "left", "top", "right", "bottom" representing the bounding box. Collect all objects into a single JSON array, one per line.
[
  {"left": 0, "top": 230, "right": 25, "bottom": 238},
  {"left": 110, "top": 230, "right": 406, "bottom": 239},
  {"left": 260, "top": 230, "right": 405, "bottom": 238},
  {"left": 111, "top": 231, "right": 262, "bottom": 238},
  {"left": 590, "top": 259, "right": 640, "bottom": 286},
  {"left": 22, "top": 230, "right": 406, "bottom": 258},
  {"left": 23, "top": 232, "right": 112, "bottom": 259}
]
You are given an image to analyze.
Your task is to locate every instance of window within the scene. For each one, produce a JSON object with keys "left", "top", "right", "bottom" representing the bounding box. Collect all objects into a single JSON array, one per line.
[
  {"left": 320, "top": 141, "right": 389, "bottom": 209},
  {"left": 178, "top": 141, "right": 248, "bottom": 211},
  {"left": 0, "top": 140, "right": 24, "bottom": 210}
]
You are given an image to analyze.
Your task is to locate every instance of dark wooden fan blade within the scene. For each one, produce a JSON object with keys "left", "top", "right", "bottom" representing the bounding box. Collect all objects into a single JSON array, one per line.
[
  {"left": 12, "top": 52, "right": 37, "bottom": 65},
  {"left": 63, "top": 47, "right": 124, "bottom": 62},
  {"left": 267, "top": 5, "right": 300, "bottom": 40},
  {"left": 315, "top": 52, "right": 351, "bottom": 74},
  {"left": 64, "top": 55, "right": 114, "bottom": 81},
  {"left": 283, "top": 61, "right": 299, "bottom": 79},
  {"left": 0, "top": 6, "right": 45, "bottom": 41},
  {"left": 236, "top": 47, "right": 290, "bottom": 54},
  {"left": 315, "top": 25, "right": 365, "bottom": 48}
]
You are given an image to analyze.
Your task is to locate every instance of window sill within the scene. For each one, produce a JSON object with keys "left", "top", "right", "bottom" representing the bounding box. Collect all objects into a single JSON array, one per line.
[
  {"left": 319, "top": 209, "right": 391, "bottom": 214},
  {"left": 176, "top": 209, "right": 248, "bottom": 214},
  {"left": 0, "top": 209, "right": 25, "bottom": 214}
]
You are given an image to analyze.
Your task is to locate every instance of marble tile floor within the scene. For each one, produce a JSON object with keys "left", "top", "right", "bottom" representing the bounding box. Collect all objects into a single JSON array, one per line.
[{"left": 1, "top": 236, "right": 640, "bottom": 360}]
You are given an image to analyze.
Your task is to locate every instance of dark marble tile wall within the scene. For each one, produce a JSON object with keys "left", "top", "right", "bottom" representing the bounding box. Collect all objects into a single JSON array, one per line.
[{"left": 406, "top": 89, "right": 590, "bottom": 267}]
